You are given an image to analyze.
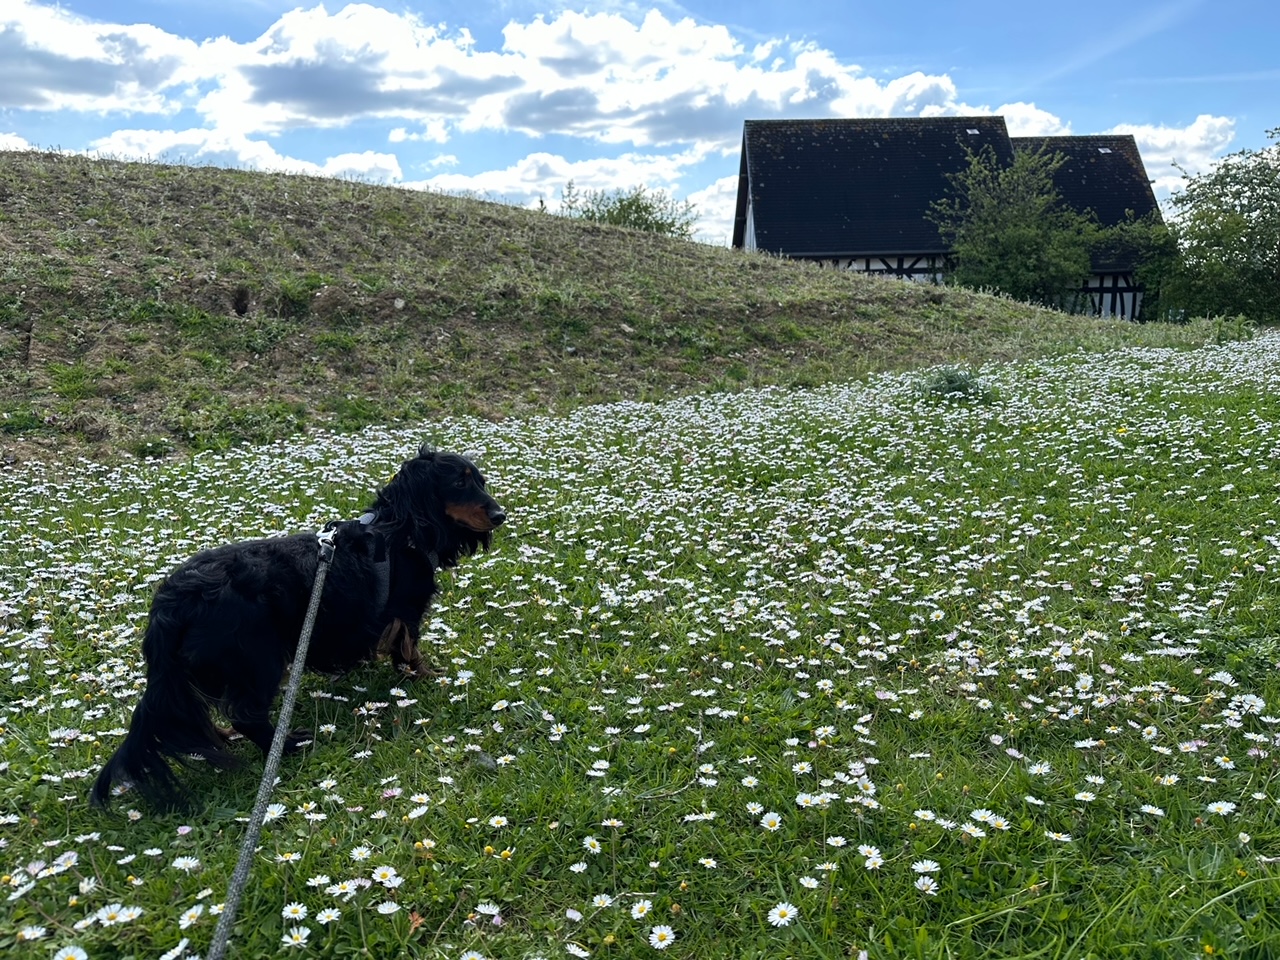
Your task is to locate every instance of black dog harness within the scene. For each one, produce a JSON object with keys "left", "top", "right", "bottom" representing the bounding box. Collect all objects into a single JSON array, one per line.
[
  {"left": 356, "top": 511, "right": 439, "bottom": 620},
  {"left": 357, "top": 511, "right": 392, "bottom": 619}
]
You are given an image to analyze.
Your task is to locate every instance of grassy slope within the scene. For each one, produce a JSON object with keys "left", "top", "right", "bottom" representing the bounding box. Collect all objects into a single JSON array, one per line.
[{"left": 0, "top": 150, "right": 1237, "bottom": 460}]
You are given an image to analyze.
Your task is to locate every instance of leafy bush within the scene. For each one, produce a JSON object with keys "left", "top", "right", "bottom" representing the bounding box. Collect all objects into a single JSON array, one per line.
[
  {"left": 1163, "top": 128, "right": 1280, "bottom": 324},
  {"left": 919, "top": 367, "right": 999, "bottom": 403},
  {"left": 556, "top": 181, "right": 698, "bottom": 239}
]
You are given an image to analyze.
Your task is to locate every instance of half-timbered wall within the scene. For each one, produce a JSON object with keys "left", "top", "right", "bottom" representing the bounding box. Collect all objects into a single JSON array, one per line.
[
  {"left": 1084, "top": 272, "right": 1143, "bottom": 319},
  {"left": 761, "top": 244, "right": 1144, "bottom": 318},
  {"left": 808, "top": 254, "right": 945, "bottom": 283}
]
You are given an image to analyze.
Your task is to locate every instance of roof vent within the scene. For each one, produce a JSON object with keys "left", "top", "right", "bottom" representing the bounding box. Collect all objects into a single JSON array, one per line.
[{"left": 1098, "top": 147, "right": 1113, "bottom": 154}]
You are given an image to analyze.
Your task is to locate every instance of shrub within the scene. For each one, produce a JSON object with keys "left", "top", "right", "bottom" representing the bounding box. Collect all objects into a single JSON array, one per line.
[{"left": 556, "top": 181, "right": 698, "bottom": 239}]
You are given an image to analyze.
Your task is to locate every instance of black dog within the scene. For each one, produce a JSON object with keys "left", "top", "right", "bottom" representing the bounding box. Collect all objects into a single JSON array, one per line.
[{"left": 91, "top": 447, "right": 504, "bottom": 809}]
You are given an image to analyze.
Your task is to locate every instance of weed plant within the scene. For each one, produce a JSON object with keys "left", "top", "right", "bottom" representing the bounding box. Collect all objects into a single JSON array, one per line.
[{"left": 917, "top": 368, "right": 999, "bottom": 404}]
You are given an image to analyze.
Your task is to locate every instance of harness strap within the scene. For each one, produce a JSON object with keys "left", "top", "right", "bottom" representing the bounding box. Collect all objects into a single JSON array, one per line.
[
  {"left": 359, "top": 512, "right": 393, "bottom": 617},
  {"left": 361, "top": 509, "right": 439, "bottom": 572}
]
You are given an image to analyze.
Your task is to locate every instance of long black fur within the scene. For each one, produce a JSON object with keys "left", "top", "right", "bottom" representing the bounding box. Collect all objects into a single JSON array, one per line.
[{"left": 91, "top": 447, "right": 505, "bottom": 810}]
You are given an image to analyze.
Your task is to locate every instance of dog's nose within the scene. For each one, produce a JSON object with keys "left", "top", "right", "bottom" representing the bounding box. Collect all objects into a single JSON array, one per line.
[{"left": 488, "top": 508, "right": 506, "bottom": 526}]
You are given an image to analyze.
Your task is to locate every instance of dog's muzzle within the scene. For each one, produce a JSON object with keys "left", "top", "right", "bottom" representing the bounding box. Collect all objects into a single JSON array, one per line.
[{"left": 446, "top": 502, "right": 507, "bottom": 532}]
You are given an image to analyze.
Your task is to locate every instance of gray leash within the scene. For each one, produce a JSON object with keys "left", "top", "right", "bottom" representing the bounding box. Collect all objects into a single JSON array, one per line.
[{"left": 207, "top": 523, "right": 338, "bottom": 960}]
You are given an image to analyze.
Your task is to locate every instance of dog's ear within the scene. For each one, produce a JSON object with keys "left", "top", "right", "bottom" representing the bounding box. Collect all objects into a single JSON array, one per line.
[{"left": 377, "top": 454, "right": 449, "bottom": 557}]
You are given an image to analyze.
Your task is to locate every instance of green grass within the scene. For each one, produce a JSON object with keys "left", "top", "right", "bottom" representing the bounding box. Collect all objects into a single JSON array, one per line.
[
  {"left": 4, "top": 336, "right": 1280, "bottom": 958},
  {"left": 0, "top": 150, "right": 1252, "bottom": 461}
]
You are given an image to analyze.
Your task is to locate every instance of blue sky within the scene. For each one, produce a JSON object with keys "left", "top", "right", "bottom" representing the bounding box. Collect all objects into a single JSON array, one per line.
[{"left": 1, "top": 0, "right": 1275, "bottom": 243}]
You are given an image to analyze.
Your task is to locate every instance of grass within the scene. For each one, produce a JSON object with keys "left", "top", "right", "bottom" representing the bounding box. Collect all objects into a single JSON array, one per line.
[
  {"left": 0, "top": 149, "right": 1253, "bottom": 460},
  {"left": 4, "top": 334, "right": 1280, "bottom": 959}
]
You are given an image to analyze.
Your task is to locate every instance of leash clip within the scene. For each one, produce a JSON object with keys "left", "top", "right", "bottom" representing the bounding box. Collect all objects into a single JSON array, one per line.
[{"left": 316, "top": 521, "right": 339, "bottom": 563}]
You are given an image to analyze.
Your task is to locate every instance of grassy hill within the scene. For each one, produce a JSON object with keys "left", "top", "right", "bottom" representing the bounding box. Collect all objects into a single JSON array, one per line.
[{"left": 0, "top": 150, "right": 1240, "bottom": 460}]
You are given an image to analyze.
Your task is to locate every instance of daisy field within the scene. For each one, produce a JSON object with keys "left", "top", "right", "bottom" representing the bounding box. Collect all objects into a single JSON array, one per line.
[{"left": 3, "top": 333, "right": 1280, "bottom": 958}]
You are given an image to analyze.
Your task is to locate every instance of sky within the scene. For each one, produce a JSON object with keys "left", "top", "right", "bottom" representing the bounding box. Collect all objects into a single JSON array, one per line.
[{"left": 1, "top": 0, "right": 1276, "bottom": 244}]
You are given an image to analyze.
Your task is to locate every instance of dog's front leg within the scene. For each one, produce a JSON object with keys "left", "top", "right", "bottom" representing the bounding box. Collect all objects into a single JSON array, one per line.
[{"left": 379, "top": 618, "right": 441, "bottom": 677}]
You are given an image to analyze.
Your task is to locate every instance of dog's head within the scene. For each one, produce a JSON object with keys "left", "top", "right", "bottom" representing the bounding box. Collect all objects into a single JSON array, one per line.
[{"left": 375, "top": 447, "right": 505, "bottom": 565}]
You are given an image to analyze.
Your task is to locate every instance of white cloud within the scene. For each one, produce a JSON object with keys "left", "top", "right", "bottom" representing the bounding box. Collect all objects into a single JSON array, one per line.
[
  {"left": 1105, "top": 114, "right": 1236, "bottom": 197},
  {"left": 190, "top": 5, "right": 512, "bottom": 137},
  {"left": 0, "top": 0, "right": 197, "bottom": 113},
  {"left": 916, "top": 96, "right": 1072, "bottom": 137},
  {"left": 490, "top": 9, "right": 750, "bottom": 145},
  {"left": 320, "top": 150, "right": 404, "bottom": 182},
  {"left": 831, "top": 69, "right": 960, "bottom": 118},
  {"left": 87, "top": 127, "right": 402, "bottom": 180},
  {"left": 0, "top": 132, "right": 35, "bottom": 151},
  {"left": 0, "top": 2, "right": 1077, "bottom": 154},
  {"left": 989, "top": 102, "right": 1072, "bottom": 138},
  {"left": 685, "top": 174, "right": 740, "bottom": 245},
  {"left": 405, "top": 147, "right": 707, "bottom": 208},
  {"left": 388, "top": 120, "right": 450, "bottom": 144}
]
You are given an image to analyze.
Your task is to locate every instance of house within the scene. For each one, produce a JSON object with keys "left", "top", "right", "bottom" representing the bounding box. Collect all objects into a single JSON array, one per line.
[{"left": 732, "top": 117, "right": 1162, "bottom": 318}]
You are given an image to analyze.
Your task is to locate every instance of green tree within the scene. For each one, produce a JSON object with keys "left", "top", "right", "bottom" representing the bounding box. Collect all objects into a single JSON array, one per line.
[
  {"left": 557, "top": 181, "right": 698, "bottom": 239},
  {"left": 929, "top": 145, "right": 1097, "bottom": 310},
  {"left": 1163, "top": 128, "right": 1280, "bottom": 323},
  {"left": 1093, "top": 211, "right": 1180, "bottom": 322}
]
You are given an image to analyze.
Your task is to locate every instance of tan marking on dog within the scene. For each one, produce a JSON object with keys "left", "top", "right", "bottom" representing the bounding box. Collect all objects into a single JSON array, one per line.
[
  {"left": 446, "top": 502, "right": 496, "bottom": 531},
  {"left": 377, "top": 619, "right": 441, "bottom": 677}
]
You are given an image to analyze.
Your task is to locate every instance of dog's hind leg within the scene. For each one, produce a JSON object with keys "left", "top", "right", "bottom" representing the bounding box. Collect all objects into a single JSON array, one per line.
[
  {"left": 221, "top": 670, "right": 311, "bottom": 755},
  {"left": 223, "top": 707, "right": 312, "bottom": 754}
]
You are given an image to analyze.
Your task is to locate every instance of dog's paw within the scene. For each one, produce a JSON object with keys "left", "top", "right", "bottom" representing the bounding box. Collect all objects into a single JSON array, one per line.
[
  {"left": 402, "top": 658, "right": 443, "bottom": 678},
  {"left": 283, "top": 728, "right": 314, "bottom": 752}
]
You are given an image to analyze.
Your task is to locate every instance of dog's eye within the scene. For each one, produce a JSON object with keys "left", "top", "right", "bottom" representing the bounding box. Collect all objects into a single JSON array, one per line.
[{"left": 453, "top": 478, "right": 467, "bottom": 489}]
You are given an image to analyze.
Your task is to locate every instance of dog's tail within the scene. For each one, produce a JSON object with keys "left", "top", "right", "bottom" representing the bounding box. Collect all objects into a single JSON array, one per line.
[{"left": 91, "top": 612, "right": 235, "bottom": 810}]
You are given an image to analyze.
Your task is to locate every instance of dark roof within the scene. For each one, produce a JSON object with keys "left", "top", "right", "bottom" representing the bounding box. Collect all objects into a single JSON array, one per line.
[
  {"left": 1010, "top": 135, "right": 1161, "bottom": 227},
  {"left": 733, "top": 121, "right": 1164, "bottom": 275},
  {"left": 733, "top": 116, "right": 1012, "bottom": 256}
]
